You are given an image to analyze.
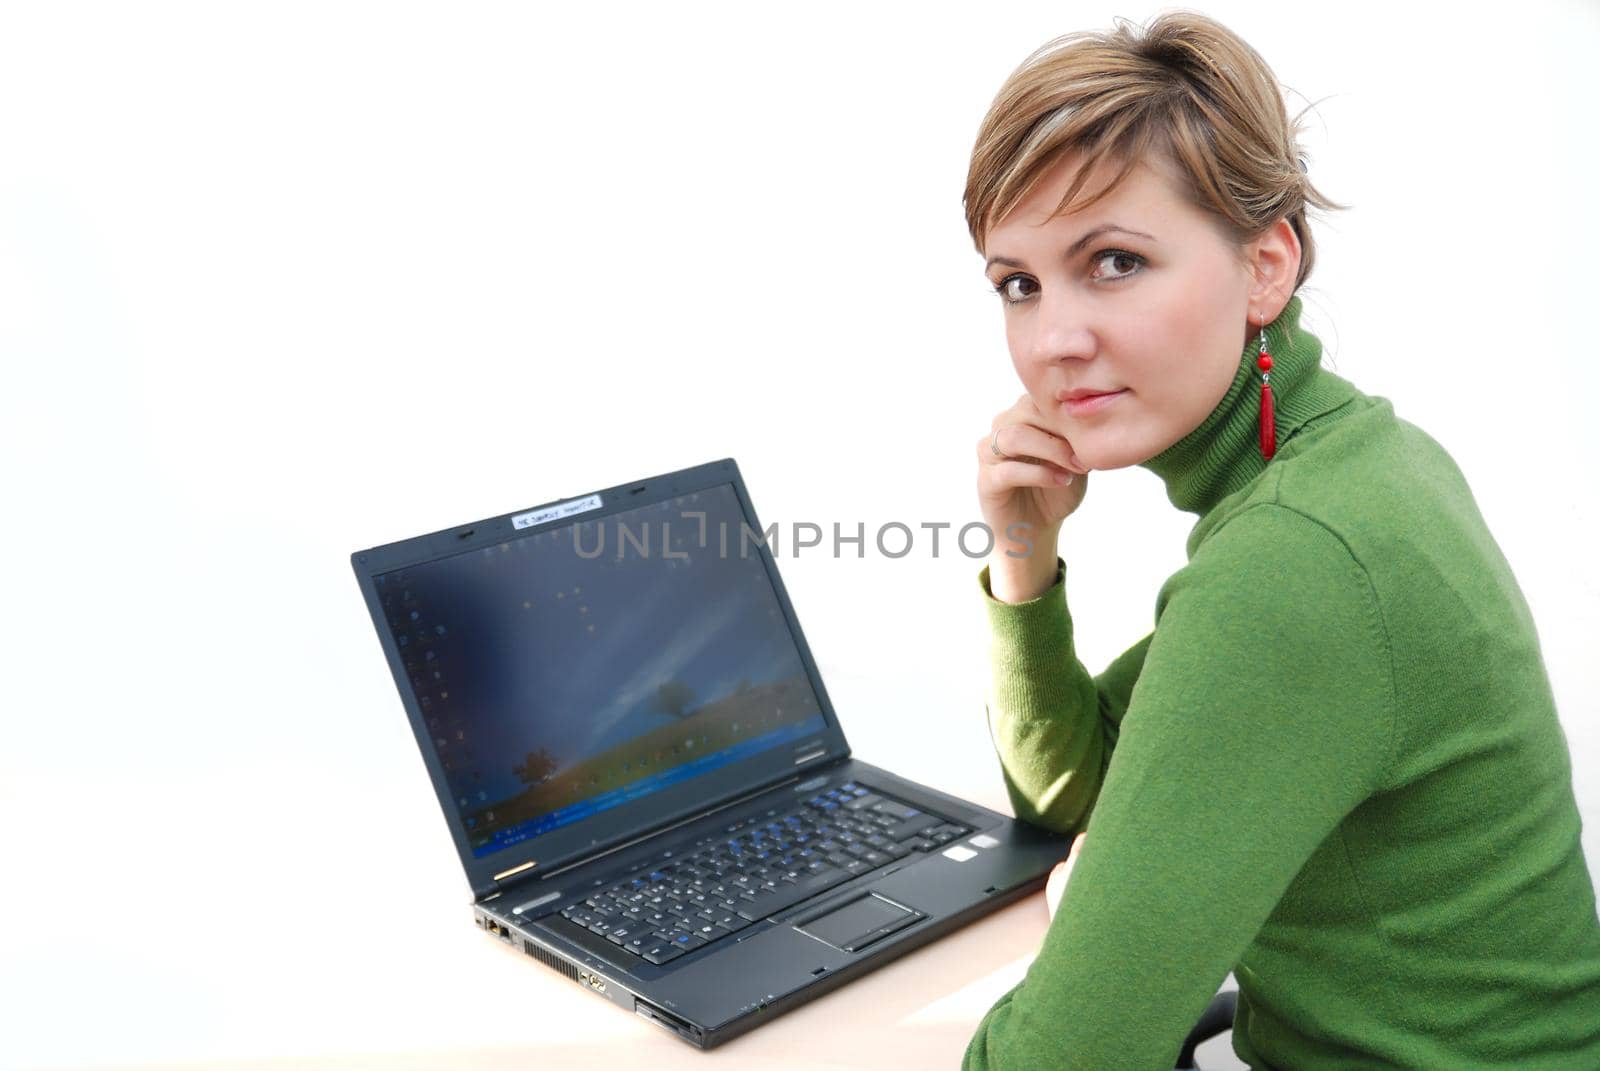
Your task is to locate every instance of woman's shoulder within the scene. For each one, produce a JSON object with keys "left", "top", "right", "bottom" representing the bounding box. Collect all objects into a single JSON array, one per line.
[
  {"left": 1175, "top": 396, "right": 1524, "bottom": 663},
  {"left": 1207, "top": 395, "right": 1485, "bottom": 569}
]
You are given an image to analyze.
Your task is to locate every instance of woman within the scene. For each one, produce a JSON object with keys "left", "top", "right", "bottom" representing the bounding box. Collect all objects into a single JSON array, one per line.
[{"left": 962, "top": 12, "right": 1600, "bottom": 1071}]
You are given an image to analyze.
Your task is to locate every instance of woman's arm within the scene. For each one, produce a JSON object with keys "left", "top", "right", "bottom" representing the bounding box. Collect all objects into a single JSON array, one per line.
[
  {"left": 980, "top": 556, "right": 1154, "bottom": 834},
  {"left": 966, "top": 504, "right": 1394, "bottom": 1070}
]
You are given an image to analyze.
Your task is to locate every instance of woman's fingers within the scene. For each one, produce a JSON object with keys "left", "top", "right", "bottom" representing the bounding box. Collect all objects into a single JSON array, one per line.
[
  {"left": 979, "top": 457, "right": 1075, "bottom": 490},
  {"left": 985, "top": 420, "right": 1085, "bottom": 475},
  {"left": 1044, "top": 860, "right": 1067, "bottom": 919},
  {"left": 1044, "top": 833, "right": 1087, "bottom": 921}
]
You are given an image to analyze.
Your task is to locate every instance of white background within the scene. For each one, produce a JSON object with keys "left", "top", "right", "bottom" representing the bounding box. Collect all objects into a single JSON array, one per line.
[{"left": 2, "top": 2, "right": 1596, "bottom": 1068}]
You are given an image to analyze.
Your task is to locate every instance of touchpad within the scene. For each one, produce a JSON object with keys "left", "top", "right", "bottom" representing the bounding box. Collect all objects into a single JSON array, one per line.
[{"left": 795, "top": 893, "right": 923, "bottom": 953}]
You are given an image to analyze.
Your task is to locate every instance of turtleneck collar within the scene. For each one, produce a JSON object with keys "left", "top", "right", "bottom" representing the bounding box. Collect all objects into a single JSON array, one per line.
[{"left": 1138, "top": 293, "right": 1360, "bottom": 517}]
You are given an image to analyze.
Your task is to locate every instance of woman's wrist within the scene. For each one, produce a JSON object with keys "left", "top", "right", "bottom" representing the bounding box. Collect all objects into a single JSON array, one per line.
[{"left": 986, "top": 535, "right": 1062, "bottom": 604}]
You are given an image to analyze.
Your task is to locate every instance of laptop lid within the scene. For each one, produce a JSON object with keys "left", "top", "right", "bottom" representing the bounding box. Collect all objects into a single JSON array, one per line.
[{"left": 351, "top": 458, "right": 853, "bottom": 899}]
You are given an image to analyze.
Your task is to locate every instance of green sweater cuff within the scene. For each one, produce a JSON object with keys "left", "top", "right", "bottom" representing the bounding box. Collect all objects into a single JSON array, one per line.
[
  {"left": 978, "top": 556, "right": 1071, "bottom": 655},
  {"left": 976, "top": 555, "right": 1105, "bottom": 832},
  {"left": 976, "top": 557, "right": 1084, "bottom": 713}
]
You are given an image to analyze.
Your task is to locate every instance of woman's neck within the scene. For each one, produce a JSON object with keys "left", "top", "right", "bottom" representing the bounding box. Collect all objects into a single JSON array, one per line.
[{"left": 1139, "top": 293, "right": 1361, "bottom": 517}]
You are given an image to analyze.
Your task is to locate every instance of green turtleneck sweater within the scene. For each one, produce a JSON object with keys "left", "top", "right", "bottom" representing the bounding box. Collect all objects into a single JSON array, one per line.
[{"left": 962, "top": 295, "right": 1600, "bottom": 1070}]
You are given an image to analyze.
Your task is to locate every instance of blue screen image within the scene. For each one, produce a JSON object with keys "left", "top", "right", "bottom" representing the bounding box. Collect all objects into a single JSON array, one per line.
[{"left": 375, "top": 483, "right": 827, "bottom": 857}]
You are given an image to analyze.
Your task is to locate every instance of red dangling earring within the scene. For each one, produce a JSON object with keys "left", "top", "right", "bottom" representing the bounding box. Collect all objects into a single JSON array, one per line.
[{"left": 1255, "top": 311, "right": 1276, "bottom": 460}]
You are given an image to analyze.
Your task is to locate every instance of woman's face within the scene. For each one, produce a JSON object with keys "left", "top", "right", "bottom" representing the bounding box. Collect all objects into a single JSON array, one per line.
[{"left": 983, "top": 150, "right": 1286, "bottom": 471}]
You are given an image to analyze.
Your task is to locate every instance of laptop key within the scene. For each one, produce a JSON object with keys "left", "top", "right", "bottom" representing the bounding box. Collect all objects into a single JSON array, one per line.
[
  {"left": 886, "top": 814, "right": 940, "bottom": 840},
  {"left": 735, "top": 866, "right": 851, "bottom": 921},
  {"left": 642, "top": 942, "right": 686, "bottom": 965},
  {"left": 872, "top": 801, "right": 919, "bottom": 820}
]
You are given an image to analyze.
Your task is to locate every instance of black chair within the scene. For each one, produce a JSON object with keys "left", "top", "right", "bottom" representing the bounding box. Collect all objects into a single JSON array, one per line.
[{"left": 1175, "top": 988, "right": 1240, "bottom": 1070}]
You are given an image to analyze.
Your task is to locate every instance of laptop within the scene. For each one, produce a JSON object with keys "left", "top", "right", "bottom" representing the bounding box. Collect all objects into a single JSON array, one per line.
[{"left": 349, "top": 457, "right": 1071, "bottom": 1049}]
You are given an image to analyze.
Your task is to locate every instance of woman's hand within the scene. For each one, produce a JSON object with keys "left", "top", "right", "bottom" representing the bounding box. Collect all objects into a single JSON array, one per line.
[
  {"left": 977, "top": 392, "right": 1091, "bottom": 556},
  {"left": 1044, "top": 832, "right": 1087, "bottom": 921}
]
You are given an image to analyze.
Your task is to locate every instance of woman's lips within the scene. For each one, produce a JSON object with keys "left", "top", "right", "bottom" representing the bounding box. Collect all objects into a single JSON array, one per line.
[{"left": 1062, "top": 389, "right": 1127, "bottom": 416}]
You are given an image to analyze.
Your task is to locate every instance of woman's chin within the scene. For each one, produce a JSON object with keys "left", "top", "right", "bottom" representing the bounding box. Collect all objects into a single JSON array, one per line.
[
  {"left": 1071, "top": 446, "right": 1141, "bottom": 473},
  {"left": 1066, "top": 433, "right": 1155, "bottom": 473}
]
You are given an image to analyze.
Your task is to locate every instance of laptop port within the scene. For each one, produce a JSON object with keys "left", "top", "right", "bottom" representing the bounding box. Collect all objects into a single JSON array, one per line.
[{"left": 635, "top": 999, "right": 697, "bottom": 1040}]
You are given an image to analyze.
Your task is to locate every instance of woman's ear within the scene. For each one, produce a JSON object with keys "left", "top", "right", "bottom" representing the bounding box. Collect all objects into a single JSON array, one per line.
[{"left": 1245, "top": 217, "right": 1300, "bottom": 316}]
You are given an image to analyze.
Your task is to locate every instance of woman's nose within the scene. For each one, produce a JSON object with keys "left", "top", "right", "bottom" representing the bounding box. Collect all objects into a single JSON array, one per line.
[{"left": 1025, "top": 294, "right": 1094, "bottom": 367}]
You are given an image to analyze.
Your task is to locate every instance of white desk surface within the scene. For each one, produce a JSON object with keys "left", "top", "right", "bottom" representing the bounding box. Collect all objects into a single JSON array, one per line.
[{"left": 7, "top": 770, "right": 1243, "bottom": 1071}]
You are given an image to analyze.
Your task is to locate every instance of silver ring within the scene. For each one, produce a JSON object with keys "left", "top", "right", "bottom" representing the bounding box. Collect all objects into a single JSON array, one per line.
[{"left": 991, "top": 427, "right": 1005, "bottom": 458}]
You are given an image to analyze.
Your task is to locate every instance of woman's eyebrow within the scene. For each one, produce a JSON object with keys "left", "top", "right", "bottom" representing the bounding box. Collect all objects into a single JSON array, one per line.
[{"left": 985, "top": 224, "right": 1156, "bottom": 271}]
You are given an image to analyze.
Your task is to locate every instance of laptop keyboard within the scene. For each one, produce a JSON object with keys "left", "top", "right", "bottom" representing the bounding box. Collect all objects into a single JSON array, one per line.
[{"left": 554, "top": 781, "right": 974, "bottom": 966}]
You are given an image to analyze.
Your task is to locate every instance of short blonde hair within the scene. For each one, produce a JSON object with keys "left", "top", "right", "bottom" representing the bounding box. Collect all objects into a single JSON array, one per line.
[{"left": 963, "top": 10, "right": 1348, "bottom": 294}]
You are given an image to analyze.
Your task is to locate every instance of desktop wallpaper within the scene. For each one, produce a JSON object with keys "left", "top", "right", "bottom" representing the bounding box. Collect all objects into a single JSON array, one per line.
[{"left": 377, "top": 484, "right": 826, "bottom": 854}]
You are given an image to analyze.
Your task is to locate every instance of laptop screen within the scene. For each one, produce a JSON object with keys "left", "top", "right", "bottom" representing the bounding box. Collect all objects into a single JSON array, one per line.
[{"left": 374, "top": 482, "right": 828, "bottom": 860}]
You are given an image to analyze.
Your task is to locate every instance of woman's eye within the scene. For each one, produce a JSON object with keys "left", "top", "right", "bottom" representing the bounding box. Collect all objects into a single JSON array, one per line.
[
  {"left": 993, "top": 275, "right": 1037, "bottom": 304},
  {"left": 1091, "top": 250, "right": 1144, "bottom": 281}
]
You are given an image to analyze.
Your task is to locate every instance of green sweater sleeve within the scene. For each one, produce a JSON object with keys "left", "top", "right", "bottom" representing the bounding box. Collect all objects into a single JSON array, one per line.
[
  {"left": 979, "top": 556, "right": 1154, "bottom": 834},
  {"left": 965, "top": 505, "right": 1393, "bottom": 1070}
]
